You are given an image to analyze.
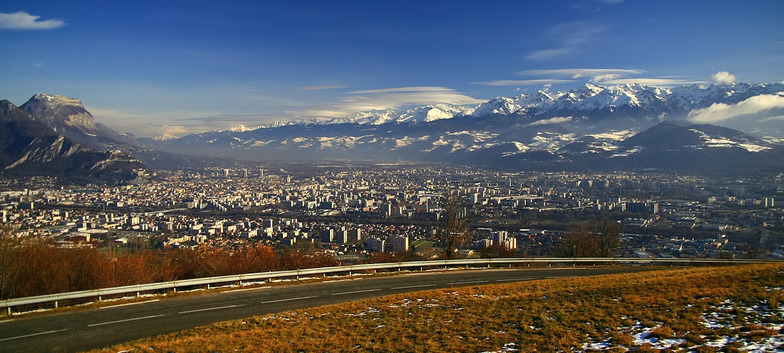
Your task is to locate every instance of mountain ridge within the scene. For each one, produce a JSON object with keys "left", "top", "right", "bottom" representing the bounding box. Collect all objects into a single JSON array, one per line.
[{"left": 0, "top": 100, "right": 144, "bottom": 183}]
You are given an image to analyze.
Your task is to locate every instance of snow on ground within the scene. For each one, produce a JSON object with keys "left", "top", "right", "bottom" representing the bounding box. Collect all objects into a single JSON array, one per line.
[{"left": 579, "top": 298, "right": 784, "bottom": 352}]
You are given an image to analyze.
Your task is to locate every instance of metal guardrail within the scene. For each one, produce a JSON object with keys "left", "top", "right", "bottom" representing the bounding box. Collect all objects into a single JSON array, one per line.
[{"left": 0, "top": 257, "right": 774, "bottom": 315}]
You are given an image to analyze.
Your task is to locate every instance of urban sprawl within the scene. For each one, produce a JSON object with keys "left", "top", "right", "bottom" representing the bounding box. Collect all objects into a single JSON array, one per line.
[{"left": 2, "top": 165, "right": 783, "bottom": 261}]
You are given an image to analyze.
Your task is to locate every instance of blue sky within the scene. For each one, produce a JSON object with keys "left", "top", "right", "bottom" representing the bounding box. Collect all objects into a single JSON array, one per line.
[{"left": 1, "top": 0, "right": 783, "bottom": 137}]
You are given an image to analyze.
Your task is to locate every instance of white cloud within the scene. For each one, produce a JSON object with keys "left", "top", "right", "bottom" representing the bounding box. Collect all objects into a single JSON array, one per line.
[
  {"left": 282, "top": 86, "right": 484, "bottom": 121},
  {"left": 472, "top": 79, "right": 574, "bottom": 86},
  {"left": 339, "top": 86, "right": 484, "bottom": 112},
  {"left": 519, "top": 68, "right": 646, "bottom": 84},
  {"left": 761, "top": 115, "right": 784, "bottom": 122},
  {"left": 294, "top": 85, "right": 347, "bottom": 91},
  {"left": 527, "top": 116, "right": 573, "bottom": 126},
  {"left": 526, "top": 21, "right": 608, "bottom": 60},
  {"left": 710, "top": 71, "right": 737, "bottom": 85},
  {"left": 688, "top": 93, "right": 784, "bottom": 124},
  {"left": 0, "top": 11, "right": 66, "bottom": 30},
  {"left": 598, "top": 78, "right": 706, "bottom": 86},
  {"left": 521, "top": 68, "right": 644, "bottom": 77},
  {"left": 526, "top": 48, "right": 572, "bottom": 60}
]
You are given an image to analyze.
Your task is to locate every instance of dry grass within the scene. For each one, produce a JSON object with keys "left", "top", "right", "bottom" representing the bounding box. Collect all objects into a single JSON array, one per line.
[{"left": 91, "top": 264, "right": 784, "bottom": 352}]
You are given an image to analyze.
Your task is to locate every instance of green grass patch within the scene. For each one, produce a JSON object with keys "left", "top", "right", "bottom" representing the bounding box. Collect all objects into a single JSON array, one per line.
[
  {"left": 411, "top": 240, "right": 436, "bottom": 248},
  {"left": 92, "top": 264, "right": 784, "bottom": 352}
]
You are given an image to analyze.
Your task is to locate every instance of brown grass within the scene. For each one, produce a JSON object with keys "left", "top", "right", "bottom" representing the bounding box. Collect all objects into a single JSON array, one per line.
[{"left": 89, "top": 263, "right": 784, "bottom": 353}]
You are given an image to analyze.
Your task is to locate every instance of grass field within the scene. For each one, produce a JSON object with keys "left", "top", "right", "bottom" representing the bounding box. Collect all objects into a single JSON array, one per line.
[{"left": 93, "top": 264, "right": 784, "bottom": 352}]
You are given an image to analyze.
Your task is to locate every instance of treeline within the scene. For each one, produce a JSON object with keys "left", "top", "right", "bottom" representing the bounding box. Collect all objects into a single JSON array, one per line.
[{"left": 0, "top": 237, "right": 337, "bottom": 300}]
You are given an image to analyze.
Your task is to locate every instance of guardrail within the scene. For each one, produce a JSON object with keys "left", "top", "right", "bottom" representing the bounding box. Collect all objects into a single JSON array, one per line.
[{"left": 0, "top": 257, "right": 774, "bottom": 315}]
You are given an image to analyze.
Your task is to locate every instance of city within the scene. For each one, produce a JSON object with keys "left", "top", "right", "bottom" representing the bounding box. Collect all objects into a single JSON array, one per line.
[{"left": 3, "top": 164, "right": 782, "bottom": 262}]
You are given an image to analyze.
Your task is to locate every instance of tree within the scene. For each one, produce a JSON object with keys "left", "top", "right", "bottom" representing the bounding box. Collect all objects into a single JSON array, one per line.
[
  {"left": 596, "top": 219, "right": 621, "bottom": 257},
  {"left": 554, "top": 220, "right": 621, "bottom": 258},
  {"left": 438, "top": 194, "right": 471, "bottom": 259},
  {"left": 555, "top": 224, "right": 598, "bottom": 257},
  {"left": 0, "top": 227, "right": 21, "bottom": 299}
]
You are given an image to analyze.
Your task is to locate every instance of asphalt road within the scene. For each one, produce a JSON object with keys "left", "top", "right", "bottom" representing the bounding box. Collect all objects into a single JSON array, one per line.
[{"left": 0, "top": 267, "right": 651, "bottom": 352}]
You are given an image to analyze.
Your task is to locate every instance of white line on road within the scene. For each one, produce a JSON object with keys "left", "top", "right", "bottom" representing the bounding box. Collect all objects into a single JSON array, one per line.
[
  {"left": 0, "top": 329, "right": 67, "bottom": 342},
  {"left": 261, "top": 296, "right": 316, "bottom": 304},
  {"left": 88, "top": 314, "right": 165, "bottom": 327},
  {"left": 100, "top": 299, "right": 160, "bottom": 309},
  {"left": 495, "top": 278, "right": 529, "bottom": 282},
  {"left": 224, "top": 286, "right": 270, "bottom": 293},
  {"left": 331, "top": 288, "right": 382, "bottom": 296},
  {"left": 391, "top": 284, "right": 437, "bottom": 290},
  {"left": 448, "top": 280, "right": 489, "bottom": 286},
  {"left": 179, "top": 304, "right": 244, "bottom": 315}
]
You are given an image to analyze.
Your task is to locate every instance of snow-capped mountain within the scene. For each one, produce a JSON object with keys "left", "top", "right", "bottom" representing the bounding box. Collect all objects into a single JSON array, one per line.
[{"left": 33, "top": 82, "right": 784, "bottom": 175}]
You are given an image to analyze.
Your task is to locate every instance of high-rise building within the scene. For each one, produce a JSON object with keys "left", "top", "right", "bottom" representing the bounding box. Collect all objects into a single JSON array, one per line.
[
  {"left": 349, "top": 228, "right": 362, "bottom": 242},
  {"left": 367, "top": 237, "right": 385, "bottom": 252},
  {"left": 321, "top": 228, "right": 334, "bottom": 243},
  {"left": 390, "top": 235, "right": 409, "bottom": 252}
]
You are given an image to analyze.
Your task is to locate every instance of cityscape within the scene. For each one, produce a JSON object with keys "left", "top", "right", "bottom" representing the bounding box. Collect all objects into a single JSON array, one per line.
[
  {"left": 2, "top": 1, "right": 784, "bottom": 351},
  {"left": 4, "top": 164, "right": 782, "bottom": 263}
]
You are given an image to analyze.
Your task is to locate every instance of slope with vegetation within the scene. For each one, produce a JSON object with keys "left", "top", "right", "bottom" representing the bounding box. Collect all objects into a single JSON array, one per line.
[{"left": 96, "top": 263, "right": 784, "bottom": 352}]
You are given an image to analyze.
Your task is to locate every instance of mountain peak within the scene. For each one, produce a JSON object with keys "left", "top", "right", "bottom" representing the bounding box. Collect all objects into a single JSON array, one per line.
[
  {"left": 31, "top": 93, "right": 84, "bottom": 106},
  {"left": 21, "top": 93, "right": 97, "bottom": 132}
]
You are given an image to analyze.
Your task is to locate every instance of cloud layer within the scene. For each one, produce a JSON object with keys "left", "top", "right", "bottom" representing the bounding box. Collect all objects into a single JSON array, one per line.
[
  {"left": 296, "top": 86, "right": 484, "bottom": 118},
  {"left": 688, "top": 93, "right": 784, "bottom": 124},
  {"left": 0, "top": 11, "right": 66, "bottom": 30}
]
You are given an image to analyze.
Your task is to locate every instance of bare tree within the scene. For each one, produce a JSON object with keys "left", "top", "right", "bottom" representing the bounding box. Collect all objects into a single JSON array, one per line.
[
  {"left": 555, "top": 224, "right": 598, "bottom": 257},
  {"left": 0, "top": 226, "right": 21, "bottom": 299},
  {"left": 438, "top": 194, "right": 471, "bottom": 259},
  {"left": 554, "top": 220, "right": 621, "bottom": 258},
  {"left": 596, "top": 219, "right": 621, "bottom": 257}
]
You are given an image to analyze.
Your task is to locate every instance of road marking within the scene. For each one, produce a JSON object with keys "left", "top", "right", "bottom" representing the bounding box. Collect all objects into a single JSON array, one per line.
[
  {"left": 448, "top": 280, "right": 489, "bottom": 286},
  {"left": 224, "top": 286, "right": 270, "bottom": 293},
  {"left": 0, "top": 329, "right": 67, "bottom": 342},
  {"left": 261, "top": 296, "right": 316, "bottom": 304},
  {"left": 495, "top": 278, "right": 528, "bottom": 282},
  {"left": 101, "top": 299, "right": 160, "bottom": 309},
  {"left": 331, "top": 288, "right": 382, "bottom": 296},
  {"left": 88, "top": 314, "right": 165, "bottom": 327},
  {"left": 179, "top": 304, "right": 244, "bottom": 315},
  {"left": 391, "top": 284, "right": 437, "bottom": 290}
]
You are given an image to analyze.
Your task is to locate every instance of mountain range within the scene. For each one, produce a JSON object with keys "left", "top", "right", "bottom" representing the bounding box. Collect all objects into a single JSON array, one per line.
[
  {"left": 142, "top": 82, "right": 784, "bottom": 175},
  {"left": 3, "top": 82, "right": 784, "bottom": 179}
]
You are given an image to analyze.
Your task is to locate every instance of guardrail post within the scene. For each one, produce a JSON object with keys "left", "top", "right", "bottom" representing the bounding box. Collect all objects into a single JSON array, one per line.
[
  {"left": 54, "top": 300, "right": 58, "bottom": 309},
  {"left": 136, "top": 291, "right": 140, "bottom": 298},
  {"left": 98, "top": 296, "right": 102, "bottom": 301},
  {"left": 6, "top": 307, "right": 10, "bottom": 315}
]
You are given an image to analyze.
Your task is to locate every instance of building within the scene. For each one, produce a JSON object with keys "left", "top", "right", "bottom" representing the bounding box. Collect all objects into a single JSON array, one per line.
[
  {"left": 367, "top": 237, "right": 385, "bottom": 252},
  {"left": 390, "top": 235, "right": 409, "bottom": 252}
]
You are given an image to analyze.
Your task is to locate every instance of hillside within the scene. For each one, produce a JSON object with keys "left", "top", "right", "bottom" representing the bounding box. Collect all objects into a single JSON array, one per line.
[{"left": 96, "top": 264, "right": 784, "bottom": 352}]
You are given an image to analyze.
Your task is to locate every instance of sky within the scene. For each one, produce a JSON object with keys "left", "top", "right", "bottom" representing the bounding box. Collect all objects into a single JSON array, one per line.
[{"left": 1, "top": 0, "right": 783, "bottom": 138}]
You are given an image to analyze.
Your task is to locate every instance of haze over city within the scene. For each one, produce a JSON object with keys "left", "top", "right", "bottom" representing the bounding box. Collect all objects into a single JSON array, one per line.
[{"left": 2, "top": 0, "right": 783, "bottom": 137}]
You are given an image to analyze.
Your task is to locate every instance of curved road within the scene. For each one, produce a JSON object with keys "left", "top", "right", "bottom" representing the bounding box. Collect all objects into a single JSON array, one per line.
[{"left": 0, "top": 267, "right": 651, "bottom": 352}]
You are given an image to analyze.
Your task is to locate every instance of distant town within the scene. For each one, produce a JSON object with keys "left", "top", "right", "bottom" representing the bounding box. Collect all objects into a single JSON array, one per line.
[{"left": 2, "top": 164, "right": 783, "bottom": 261}]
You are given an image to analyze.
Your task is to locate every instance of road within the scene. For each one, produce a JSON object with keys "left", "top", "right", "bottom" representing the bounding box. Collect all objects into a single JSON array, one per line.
[{"left": 0, "top": 267, "right": 651, "bottom": 352}]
